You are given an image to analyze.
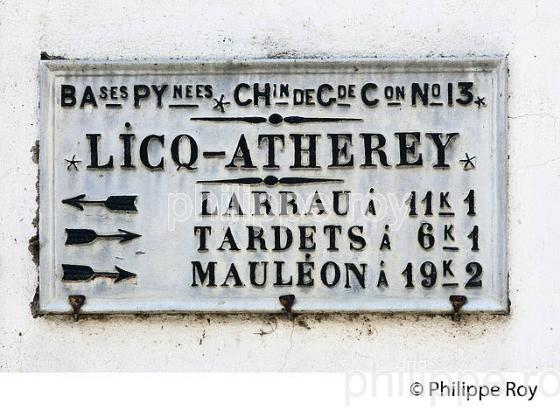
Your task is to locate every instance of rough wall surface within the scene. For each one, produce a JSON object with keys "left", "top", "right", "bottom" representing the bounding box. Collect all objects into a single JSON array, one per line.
[{"left": 0, "top": 0, "right": 557, "bottom": 371}]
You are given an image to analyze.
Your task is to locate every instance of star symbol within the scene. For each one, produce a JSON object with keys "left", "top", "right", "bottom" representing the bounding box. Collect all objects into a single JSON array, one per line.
[
  {"left": 64, "top": 154, "right": 81, "bottom": 171},
  {"left": 213, "top": 94, "right": 230, "bottom": 113},
  {"left": 459, "top": 153, "right": 476, "bottom": 170},
  {"left": 474, "top": 96, "right": 486, "bottom": 108}
]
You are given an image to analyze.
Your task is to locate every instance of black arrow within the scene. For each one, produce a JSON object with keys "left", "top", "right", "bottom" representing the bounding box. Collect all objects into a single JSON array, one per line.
[
  {"left": 62, "top": 264, "right": 137, "bottom": 283},
  {"left": 62, "top": 194, "right": 138, "bottom": 212},
  {"left": 65, "top": 228, "right": 141, "bottom": 245}
]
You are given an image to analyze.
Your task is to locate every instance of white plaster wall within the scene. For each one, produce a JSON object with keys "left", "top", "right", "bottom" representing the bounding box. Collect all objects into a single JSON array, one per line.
[{"left": 0, "top": 0, "right": 558, "bottom": 371}]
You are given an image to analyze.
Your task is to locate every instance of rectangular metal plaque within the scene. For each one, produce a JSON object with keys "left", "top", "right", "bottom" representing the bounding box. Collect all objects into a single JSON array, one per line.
[{"left": 39, "top": 58, "right": 507, "bottom": 314}]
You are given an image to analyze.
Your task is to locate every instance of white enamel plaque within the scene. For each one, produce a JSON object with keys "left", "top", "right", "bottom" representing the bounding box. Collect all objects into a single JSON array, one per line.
[{"left": 39, "top": 59, "right": 507, "bottom": 314}]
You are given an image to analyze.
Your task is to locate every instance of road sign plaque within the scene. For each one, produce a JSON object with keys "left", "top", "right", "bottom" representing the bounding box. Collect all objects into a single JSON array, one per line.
[{"left": 39, "top": 59, "right": 507, "bottom": 314}]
